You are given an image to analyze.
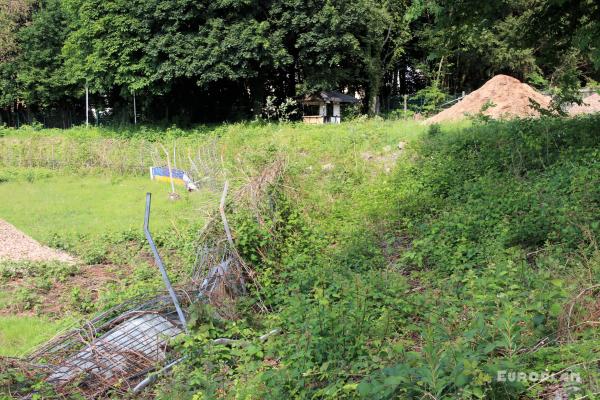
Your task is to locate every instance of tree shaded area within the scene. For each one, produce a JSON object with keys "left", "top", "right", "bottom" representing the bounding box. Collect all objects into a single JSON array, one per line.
[{"left": 0, "top": 0, "right": 598, "bottom": 126}]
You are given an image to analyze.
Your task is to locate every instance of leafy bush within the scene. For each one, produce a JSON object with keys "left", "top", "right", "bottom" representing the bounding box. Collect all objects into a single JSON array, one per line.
[
  {"left": 387, "top": 108, "right": 415, "bottom": 120},
  {"left": 413, "top": 84, "right": 447, "bottom": 114},
  {"left": 403, "top": 116, "right": 600, "bottom": 273},
  {"left": 0, "top": 261, "right": 78, "bottom": 282}
]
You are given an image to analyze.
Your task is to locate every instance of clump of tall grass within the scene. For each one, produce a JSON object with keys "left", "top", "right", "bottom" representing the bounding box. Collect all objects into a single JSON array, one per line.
[
  {"left": 0, "top": 119, "right": 429, "bottom": 175},
  {"left": 0, "top": 135, "right": 211, "bottom": 175}
]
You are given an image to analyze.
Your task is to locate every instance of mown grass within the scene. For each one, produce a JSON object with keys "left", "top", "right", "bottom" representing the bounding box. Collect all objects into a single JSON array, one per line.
[
  {"left": 0, "top": 316, "right": 68, "bottom": 357},
  {"left": 0, "top": 174, "right": 209, "bottom": 244}
]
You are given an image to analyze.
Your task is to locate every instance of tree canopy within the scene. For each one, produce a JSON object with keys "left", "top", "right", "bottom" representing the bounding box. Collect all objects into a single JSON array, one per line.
[{"left": 0, "top": 0, "right": 598, "bottom": 126}]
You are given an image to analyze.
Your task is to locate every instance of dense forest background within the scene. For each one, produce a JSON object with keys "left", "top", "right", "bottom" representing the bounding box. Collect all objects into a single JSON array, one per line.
[{"left": 0, "top": 0, "right": 598, "bottom": 126}]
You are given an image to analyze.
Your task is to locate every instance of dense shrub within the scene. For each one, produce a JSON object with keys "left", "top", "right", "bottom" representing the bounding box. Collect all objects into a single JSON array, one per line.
[
  {"left": 404, "top": 116, "right": 600, "bottom": 273},
  {"left": 159, "top": 116, "right": 600, "bottom": 399}
]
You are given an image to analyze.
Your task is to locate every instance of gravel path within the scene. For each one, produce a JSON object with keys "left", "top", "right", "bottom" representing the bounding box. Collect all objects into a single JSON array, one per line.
[{"left": 0, "top": 219, "right": 76, "bottom": 263}]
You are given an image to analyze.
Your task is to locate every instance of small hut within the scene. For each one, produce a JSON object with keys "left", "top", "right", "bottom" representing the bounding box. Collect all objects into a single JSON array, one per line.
[{"left": 300, "top": 91, "right": 359, "bottom": 124}]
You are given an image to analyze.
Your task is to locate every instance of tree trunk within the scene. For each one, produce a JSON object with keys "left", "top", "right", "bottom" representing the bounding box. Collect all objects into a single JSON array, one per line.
[
  {"left": 367, "top": 54, "right": 383, "bottom": 115},
  {"left": 368, "top": 78, "right": 381, "bottom": 116}
]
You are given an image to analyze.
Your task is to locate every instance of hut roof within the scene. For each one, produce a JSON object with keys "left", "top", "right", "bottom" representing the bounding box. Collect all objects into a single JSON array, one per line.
[{"left": 301, "top": 91, "right": 359, "bottom": 104}]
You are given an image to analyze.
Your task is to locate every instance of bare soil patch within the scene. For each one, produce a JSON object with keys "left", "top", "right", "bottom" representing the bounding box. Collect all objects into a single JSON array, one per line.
[
  {"left": 1, "top": 263, "right": 118, "bottom": 316},
  {"left": 426, "top": 74, "right": 551, "bottom": 124},
  {"left": 0, "top": 219, "right": 76, "bottom": 263}
]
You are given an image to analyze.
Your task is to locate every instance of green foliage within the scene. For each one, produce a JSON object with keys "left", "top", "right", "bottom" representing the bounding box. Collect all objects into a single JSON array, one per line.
[
  {"left": 416, "top": 0, "right": 600, "bottom": 95},
  {"left": 0, "top": 261, "right": 78, "bottom": 314},
  {"left": 0, "top": 0, "right": 31, "bottom": 63},
  {"left": 0, "top": 356, "right": 73, "bottom": 397},
  {"left": 60, "top": 0, "right": 154, "bottom": 94},
  {"left": 0, "top": 260, "right": 78, "bottom": 283},
  {"left": 1, "top": 0, "right": 403, "bottom": 123},
  {"left": 16, "top": 0, "right": 75, "bottom": 110},
  {"left": 69, "top": 287, "right": 95, "bottom": 313},
  {"left": 12, "top": 287, "right": 40, "bottom": 312},
  {"left": 262, "top": 96, "right": 298, "bottom": 122},
  {"left": 387, "top": 108, "right": 415, "bottom": 120},
  {"left": 1, "top": 0, "right": 600, "bottom": 124},
  {"left": 0, "top": 166, "right": 54, "bottom": 183},
  {"left": 413, "top": 84, "right": 447, "bottom": 114},
  {"left": 402, "top": 116, "right": 600, "bottom": 274},
  {"left": 2, "top": 117, "right": 600, "bottom": 398},
  {"left": 156, "top": 115, "right": 600, "bottom": 399}
]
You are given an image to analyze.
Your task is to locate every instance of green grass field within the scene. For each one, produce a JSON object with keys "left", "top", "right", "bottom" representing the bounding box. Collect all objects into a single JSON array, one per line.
[
  {"left": 0, "top": 316, "right": 69, "bottom": 357},
  {"left": 0, "top": 175, "right": 210, "bottom": 243},
  {"left": 0, "top": 174, "right": 214, "bottom": 356}
]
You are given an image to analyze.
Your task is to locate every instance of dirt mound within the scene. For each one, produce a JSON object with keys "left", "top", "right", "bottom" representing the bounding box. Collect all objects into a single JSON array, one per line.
[
  {"left": 568, "top": 92, "right": 600, "bottom": 116},
  {"left": 0, "top": 220, "right": 75, "bottom": 263},
  {"left": 426, "top": 75, "right": 551, "bottom": 124}
]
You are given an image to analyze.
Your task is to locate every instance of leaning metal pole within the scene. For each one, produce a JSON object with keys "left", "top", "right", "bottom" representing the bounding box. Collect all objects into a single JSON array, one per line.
[{"left": 144, "top": 192, "right": 189, "bottom": 333}]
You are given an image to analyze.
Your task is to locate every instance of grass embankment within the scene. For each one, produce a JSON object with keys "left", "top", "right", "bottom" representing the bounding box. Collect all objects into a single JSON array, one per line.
[
  {"left": 6, "top": 116, "right": 598, "bottom": 399},
  {"left": 0, "top": 120, "right": 432, "bottom": 357},
  {"left": 155, "top": 116, "right": 600, "bottom": 399},
  {"left": 0, "top": 120, "right": 436, "bottom": 240}
]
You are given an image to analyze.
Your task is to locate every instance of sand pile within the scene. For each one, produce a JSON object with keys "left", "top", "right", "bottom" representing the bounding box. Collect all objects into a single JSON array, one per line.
[
  {"left": 0, "top": 219, "right": 75, "bottom": 263},
  {"left": 568, "top": 93, "right": 600, "bottom": 116},
  {"left": 426, "top": 75, "right": 551, "bottom": 124}
]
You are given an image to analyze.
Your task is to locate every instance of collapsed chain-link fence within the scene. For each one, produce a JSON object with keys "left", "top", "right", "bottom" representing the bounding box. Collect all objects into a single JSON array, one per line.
[
  {"left": 26, "top": 291, "right": 192, "bottom": 397},
  {"left": 2, "top": 157, "right": 285, "bottom": 399}
]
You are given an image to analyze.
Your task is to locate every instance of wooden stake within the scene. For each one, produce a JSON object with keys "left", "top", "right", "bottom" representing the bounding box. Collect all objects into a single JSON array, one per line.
[
  {"left": 219, "top": 181, "right": 234, "bottom": 247},
  {"left": 160, "top": 143, "right": 177, "bottom": 197}
]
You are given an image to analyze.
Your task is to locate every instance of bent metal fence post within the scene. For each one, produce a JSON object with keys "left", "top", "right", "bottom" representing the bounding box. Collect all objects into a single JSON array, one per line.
[
  {"left": 144, "top": 192, "right": 188, "bottom": 333},
  {"left": 13, "top": 195, "right": 196, "bottom": 398}
]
